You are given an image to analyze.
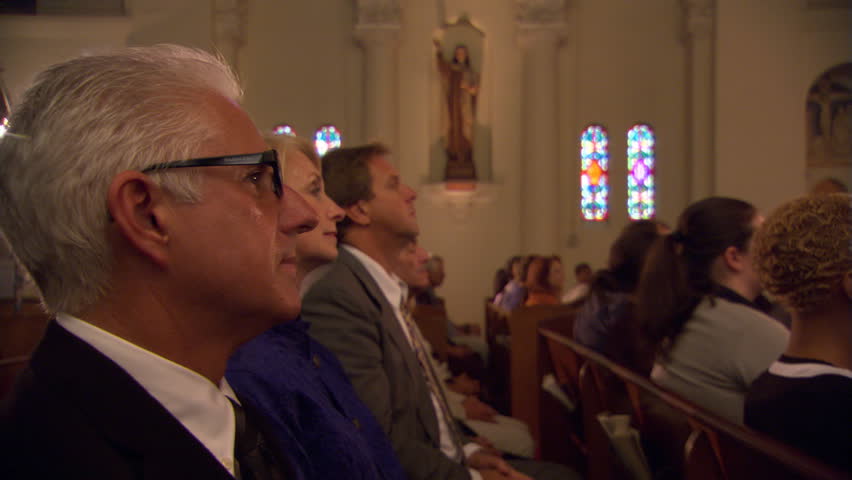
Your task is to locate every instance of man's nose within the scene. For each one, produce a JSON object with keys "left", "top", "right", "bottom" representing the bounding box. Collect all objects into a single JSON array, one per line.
[{"left": 279, "top": 184, "right": 318, "bottom": 235}]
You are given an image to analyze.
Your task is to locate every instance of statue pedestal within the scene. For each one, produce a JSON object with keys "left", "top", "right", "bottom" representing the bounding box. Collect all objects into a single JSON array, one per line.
[{"left": 419, "top": 181, "right": 499, "bottom": 221}]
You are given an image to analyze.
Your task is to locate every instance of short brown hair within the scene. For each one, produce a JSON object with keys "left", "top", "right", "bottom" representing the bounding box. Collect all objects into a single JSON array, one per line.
[
  {"left": 753, "top": 193, "right": 852, "bottom": 313},
  {"left": 321, "top": 142, "right": 390, "bottom": 236}
]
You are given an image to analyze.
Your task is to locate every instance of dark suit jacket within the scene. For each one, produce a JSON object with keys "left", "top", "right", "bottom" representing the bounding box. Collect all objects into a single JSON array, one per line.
[
  {"left": 0, "top": 321, "right": 292, "bottom": 480},
  {"left": 303, "top": 248, "right": 471, "bottom": 480}
]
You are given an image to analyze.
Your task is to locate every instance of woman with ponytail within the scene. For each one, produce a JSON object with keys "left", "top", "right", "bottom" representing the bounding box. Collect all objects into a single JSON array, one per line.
[
  {"left": 636, "top": 197, "right": 788, "bottom": 423},
  {"left": 573, "top": 220, "right": 666, "bottom": 375}
]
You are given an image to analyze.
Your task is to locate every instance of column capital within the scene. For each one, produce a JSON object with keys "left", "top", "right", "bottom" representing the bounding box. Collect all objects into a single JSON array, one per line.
[
  {"left": 515, "top": 0, "right": 567, "bottom": 25},
  {"left": 515, "top": 0, "right": 568, "bottom": 47},
  {"left": 354, "top": 0, "right": 400, "bottom": 46},
  {"left": 355, "top": 0, "right": 401, "bottom": 28},
  {"left": 211, "top": 0, "right": 250, "bottom": 70},
  {"left": 683, "top": 0, "right": 715, "bottom": 39}
]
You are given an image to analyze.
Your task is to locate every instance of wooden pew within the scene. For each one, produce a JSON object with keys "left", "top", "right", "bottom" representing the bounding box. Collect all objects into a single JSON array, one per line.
[
  {"left": 484, "top": 300, "right": 511, "bottom": 414},
  {"left": 507, "top": 304, "right": 575, "bottom": 463},
  {"left": 539, "top": 328, "right": 850, "bottom": 480}
]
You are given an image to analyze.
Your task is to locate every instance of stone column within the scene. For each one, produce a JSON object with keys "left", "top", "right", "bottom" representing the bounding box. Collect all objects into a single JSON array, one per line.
[
  {"left": 355, "top": 0, "right": 400, "bottom": 155},
  {"left": 516, "top": 0, "right": 566, "bottom": 254},
  {"left": 211, "top": 0, "right": 249, "bottom": 73},
  {"left": 684, "top": 0, "right": 716, "bottom": 201}
]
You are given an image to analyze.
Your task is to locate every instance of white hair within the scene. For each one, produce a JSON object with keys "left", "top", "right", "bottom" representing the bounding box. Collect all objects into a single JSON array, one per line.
[{"left": 0, "top": 44, "right": 243, "bottom": 315}]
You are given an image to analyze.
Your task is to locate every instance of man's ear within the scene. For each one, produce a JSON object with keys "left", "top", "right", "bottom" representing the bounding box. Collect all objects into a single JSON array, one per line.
[
  {"left": 106, "top": 171, "right": 171, "bottom": 266},
  {"left": 344, "top": 199, "right": 371, "bottom": 226}
]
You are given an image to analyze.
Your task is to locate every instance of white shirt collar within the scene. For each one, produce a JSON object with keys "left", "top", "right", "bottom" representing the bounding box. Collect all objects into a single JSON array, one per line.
[
  {"left": 342, "top": 244, "right": 405, "bottom": 312},
  {"left": 56, "top": 313, "right": 238, "bottom": 475}
]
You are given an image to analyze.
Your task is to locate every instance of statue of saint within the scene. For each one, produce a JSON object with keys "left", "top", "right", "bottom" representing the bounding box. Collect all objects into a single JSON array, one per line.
[{"left": 435, "top": 39, "right": 479, "bottom": 180}]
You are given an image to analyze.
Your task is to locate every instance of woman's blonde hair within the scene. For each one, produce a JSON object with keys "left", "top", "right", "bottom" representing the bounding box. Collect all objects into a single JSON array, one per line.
[{"left": 264, "top": 134, "right": 320, "bottom": 180}]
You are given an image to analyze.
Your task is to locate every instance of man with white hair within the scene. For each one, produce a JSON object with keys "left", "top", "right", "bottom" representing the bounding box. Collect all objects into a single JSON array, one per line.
[{"left": 0, "top": 44, "right": 317, "bottom": 479}]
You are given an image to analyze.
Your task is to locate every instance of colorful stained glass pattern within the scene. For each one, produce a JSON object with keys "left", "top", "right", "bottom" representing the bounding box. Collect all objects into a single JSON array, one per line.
[
  {"left": 314, "top": 125, "right": 342, "bottom": 157},
  {"left": 580, "top": 125, "right": 609, "bottom": 221},
  {"left": 272, "top": 124, "right": 295, "bottom": 136},
  {"left": 627, "top": 124, "right": 656, "bottom": 220}
]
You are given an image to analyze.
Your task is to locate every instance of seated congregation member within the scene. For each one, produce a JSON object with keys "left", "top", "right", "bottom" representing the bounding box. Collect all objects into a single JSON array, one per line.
[
  {"left": 0, "top": 45, "right": 316, "bottom": 479},
  {"left": 226, "top": 134, "right": 406, "bottom": 480},
  {"left": 745, "top": 193, "right": 852, "bottom": 472},
  {"left": 573, "top": 220, "right": 663, "bottom": 374},
  {"left": 304, "top": 143, "right": 576, "bottom": 480},
  {"left": 524, "top": 256, "right": 564, "bottom": 306},
  {"left": 417, "top": 254, "right": 489, "bottom": 365},
  {"left": 636, "top": 197, "right": 789, "bottom": 423},
  {"left": 398, "top": 243, "right": 536, "bottom": 459},
  {"left": 561, "top": 262, "right": 593, "bottom": 304},
  {"left": 493, "top": 256, "right": 525, "bottom": 312}
]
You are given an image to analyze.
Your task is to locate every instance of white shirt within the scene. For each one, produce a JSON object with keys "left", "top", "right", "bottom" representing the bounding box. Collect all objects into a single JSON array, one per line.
[
  {"left": 56, "top": 313, "right": 239, "bottom": 476},
  {"left": 342, "top": 245, "right": 482, "bottom": 479}
]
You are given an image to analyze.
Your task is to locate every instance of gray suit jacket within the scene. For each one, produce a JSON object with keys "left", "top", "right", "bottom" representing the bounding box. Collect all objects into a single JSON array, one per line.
[{"left": 303, "top": 247, "right": 471, "bottom": 480}]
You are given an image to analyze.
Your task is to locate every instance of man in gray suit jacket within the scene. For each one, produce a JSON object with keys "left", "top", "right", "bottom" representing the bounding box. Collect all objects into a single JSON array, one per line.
[
  {"left": 0, "top": 45, "right": 317, "bottom": 479},
  {"left": 304, "top": 144, "right": 577, "bottom": 480}
]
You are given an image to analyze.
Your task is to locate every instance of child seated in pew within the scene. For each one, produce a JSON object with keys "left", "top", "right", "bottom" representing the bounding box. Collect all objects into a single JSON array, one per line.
[
  {"left": 745, "top": 193, "right": 852, "bottom": 473},
  {"left": 636, "top": 197, "right": 789, "bottom": 424},
  {"left": 573, "top": 220, "right": 665, "bottom": 375}
]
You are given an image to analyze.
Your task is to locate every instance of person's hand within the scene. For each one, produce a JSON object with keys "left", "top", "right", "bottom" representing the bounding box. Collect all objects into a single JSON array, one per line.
[
  {"left": 447, "top": 344, "right": 474, "bottom": 357},
  {"left": 448, "top": 372, "right": 481, "bottom": 396},
  {"left": 470, "top": 452, "right": 533, "bottom": 480},
  {"left": 463, "top": 395, "right": 497, "bottom": 423},
  {"left": 472, "top": 436, "right": 501, "bottom": 457}
]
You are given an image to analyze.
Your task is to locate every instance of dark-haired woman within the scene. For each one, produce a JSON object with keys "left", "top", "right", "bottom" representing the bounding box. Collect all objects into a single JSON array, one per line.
[
  {"left": 573, "top": 220, "right": 664, "bottom": 374},
  {"left": 494, "top": 255, "right": 525, "bottom": 312},
  {"left": 636, "top": 197, "right": 788, "bottom": 423},
  {"left": 525, "top": 256, "right": 564, "bottom": 306}
]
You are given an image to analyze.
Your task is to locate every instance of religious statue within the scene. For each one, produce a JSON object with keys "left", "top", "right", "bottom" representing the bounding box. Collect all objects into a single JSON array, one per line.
[{"left": 435, "top": 39, "right": 479, "bottom": 180}]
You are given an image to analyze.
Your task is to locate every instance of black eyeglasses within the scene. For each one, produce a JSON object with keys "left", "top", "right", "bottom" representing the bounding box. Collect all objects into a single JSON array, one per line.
[{"left": 141, "top": 150, "right": 283, "bottom": 197}]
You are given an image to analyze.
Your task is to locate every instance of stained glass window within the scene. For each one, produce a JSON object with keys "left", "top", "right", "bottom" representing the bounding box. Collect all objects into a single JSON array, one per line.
[
  {"left": 580, "top": 125, "right": 609, "bottom": 221},
  {"left": 314, "top": 125, "right": 342, "bottom": 157},
  {"left": 627, "top": 124, "right": 656, "bottom": 220},
  {"left": 272, "top": 124, "right": 295, "bottom": 136}
]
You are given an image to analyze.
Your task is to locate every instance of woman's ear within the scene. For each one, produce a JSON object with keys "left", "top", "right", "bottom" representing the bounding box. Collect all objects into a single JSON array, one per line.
[
  {"left": 106, "top": 171, "right": 171, "bottom": 266},
  {"left": 721, "top": 245, "right": 746, "bottom": 273}
]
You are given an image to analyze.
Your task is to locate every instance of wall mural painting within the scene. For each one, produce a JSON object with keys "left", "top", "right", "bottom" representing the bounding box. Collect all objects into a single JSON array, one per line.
[{"left": 806, "top": 63, "right": 852, "bottom": 167}]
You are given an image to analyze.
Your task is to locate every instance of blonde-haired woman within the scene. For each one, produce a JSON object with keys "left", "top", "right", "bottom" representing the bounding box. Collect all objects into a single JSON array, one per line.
[{"left": 227, "top": 135, "right": 406, "bottom": 480}]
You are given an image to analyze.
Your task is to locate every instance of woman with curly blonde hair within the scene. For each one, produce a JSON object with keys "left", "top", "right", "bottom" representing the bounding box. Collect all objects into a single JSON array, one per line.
[{"left": 745, "top": 193, "right": 852, "bottom": 473}]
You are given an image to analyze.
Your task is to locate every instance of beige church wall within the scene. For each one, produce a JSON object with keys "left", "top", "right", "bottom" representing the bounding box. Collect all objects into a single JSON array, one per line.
[
  {"left": 558, "top": 0, "right": 687, "bottom": 277},
  {"left": 240, "top": 0, "right": 362, "bottom": 141},
  {"left": 124, "top": 0, "right": 212, "bottom": 52},
  {"left": 0, "top": 15, "right": 132, "bottom": 105},
  {"left": 715, "top": 0, "right": 851, "bottom": 214}
]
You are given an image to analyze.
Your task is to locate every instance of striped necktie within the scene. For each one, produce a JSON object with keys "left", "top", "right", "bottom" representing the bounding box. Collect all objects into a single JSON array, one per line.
[{"left": 400, "top": 295, "right": 466, "bottom": 463}]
